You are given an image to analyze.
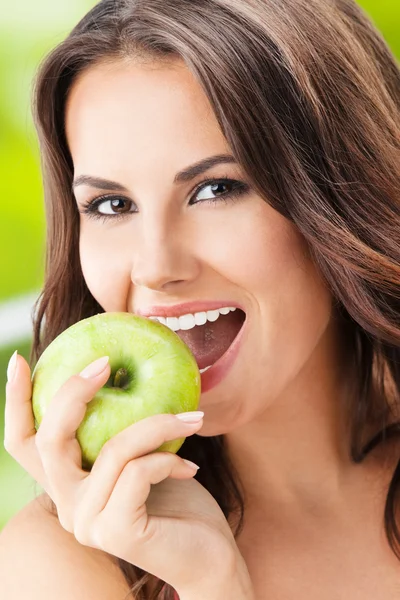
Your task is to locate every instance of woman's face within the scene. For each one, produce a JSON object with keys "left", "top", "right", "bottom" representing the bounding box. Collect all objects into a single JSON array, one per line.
[{"left": 65, "top": 59, "right": 334, "bottom": 436}]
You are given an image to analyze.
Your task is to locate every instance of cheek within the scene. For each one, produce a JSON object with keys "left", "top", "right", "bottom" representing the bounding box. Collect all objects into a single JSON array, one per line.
[
  {"left": 257, "top": 231, "right": 333, "bottom": 403},
  {"left": 210, "top": 202, "right": 333, "bottom": 412},
  {"left": 206, "top": 200, "right": 313, "bottom": 301},
  {"left": 264, "top": 257, "right": 333, "bottom": 380},
  {"left": 79, "top": 224, "right": 131, "bottom": 311}
]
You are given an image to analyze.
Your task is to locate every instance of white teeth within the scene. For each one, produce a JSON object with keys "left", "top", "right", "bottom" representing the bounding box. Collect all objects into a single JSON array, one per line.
[
  {"left": 166, "top": 316, "right": 180, "bottom": 331},
  {"left": 194, "top": 312, "right": 207, "bottom": 326},
  {"left": 199, "top": 365, "right": 212, "bottom": 373},
  {"left": 178, "top": 314, "right": 196, "bottom": 330},
  {"left": 206, "top": 309, "right": 220, "bottom": 322},
  {"left": 149, "top": 306, "right": 238, "bottom": 333}
]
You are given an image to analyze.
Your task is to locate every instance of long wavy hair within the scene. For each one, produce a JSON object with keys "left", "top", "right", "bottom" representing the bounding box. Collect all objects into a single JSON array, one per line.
[{"left": 30, "top": 0, "right": 400, "bottom": 598}]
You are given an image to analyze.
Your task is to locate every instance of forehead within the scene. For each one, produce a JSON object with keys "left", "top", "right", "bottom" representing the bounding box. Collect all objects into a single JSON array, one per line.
[{"left": 65, "top": 59, "right": 228, "bottom": 178}]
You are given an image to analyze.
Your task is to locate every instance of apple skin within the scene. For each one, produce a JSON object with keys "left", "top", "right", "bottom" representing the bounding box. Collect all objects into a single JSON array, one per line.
[{"left": 32, "top": 312, "right": 201, "bottom": 470}]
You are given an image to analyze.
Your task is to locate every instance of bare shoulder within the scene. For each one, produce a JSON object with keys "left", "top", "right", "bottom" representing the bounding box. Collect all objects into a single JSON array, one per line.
[{"left": 0, "top": 493, "right": 135, "bottom": 599}]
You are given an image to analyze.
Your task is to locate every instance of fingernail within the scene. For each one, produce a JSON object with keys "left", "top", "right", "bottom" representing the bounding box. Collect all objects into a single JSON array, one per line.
[
  {"left": 80, "top": 356, "right": 109, "bottom": 379},
  {"left": 183, "top": 459, "right": 200, "bottom": 471},
  {"left": 175, "top": 411, "right": 204, "bottom": 423},
  {"left": 7, "top": 351, "right": 18, "bottom": 383}
]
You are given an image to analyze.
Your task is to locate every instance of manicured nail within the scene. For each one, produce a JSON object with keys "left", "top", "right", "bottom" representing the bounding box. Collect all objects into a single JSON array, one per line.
[
  {"left": 80, "top": 356, "right": 109, "bottom": 379},
  {"left": 175, "top": 411, "right": 204, "bottom": 423},
  {"left": 7, "top": 351, "right": 18, "bottom": 383},
  {"left": 183, "top": 459, "right": 200, "bottom": 471}
]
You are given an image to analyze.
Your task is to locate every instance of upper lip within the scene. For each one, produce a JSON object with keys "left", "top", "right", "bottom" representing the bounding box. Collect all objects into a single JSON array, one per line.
[{"left": 136, "top": 301, "right": 245, "bottom": 319}]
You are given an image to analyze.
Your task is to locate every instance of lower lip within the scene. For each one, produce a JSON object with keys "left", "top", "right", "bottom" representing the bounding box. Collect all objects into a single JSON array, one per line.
[{"left": 199, "top": 316, "right": 247, "bottom": 393}]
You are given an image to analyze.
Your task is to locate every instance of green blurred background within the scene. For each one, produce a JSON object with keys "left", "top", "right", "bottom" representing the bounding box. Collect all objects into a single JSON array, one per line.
[{"left": 0, "top": 0, "right": 399, "bottom": 529}]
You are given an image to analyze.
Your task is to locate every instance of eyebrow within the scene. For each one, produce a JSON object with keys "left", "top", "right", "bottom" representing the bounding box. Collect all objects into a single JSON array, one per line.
[{"left": 72, "top": 154, "right": 237, "bottom": 192}]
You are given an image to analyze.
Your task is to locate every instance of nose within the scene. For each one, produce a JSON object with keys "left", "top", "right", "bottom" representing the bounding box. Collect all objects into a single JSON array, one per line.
[{"left": 131, "top": 218, "right": 199, "bottom": 292}]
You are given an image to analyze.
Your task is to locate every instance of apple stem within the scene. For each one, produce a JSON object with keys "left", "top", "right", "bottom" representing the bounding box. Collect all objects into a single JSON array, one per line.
[{"left": 113, "top": 368, "right": 128, "bottom": 388}]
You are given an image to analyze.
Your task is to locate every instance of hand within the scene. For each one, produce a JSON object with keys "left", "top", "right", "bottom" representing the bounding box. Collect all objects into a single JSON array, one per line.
[{"left": 4, "top": 353, "right": 250, "bottom": 595}]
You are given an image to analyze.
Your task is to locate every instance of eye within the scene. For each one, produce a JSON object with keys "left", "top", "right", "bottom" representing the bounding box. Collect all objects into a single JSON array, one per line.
[
  {"left": 189, "top": 178, "right": 250, "bottom": 205},
  {"left": 95, "top": 197, "right": 135, "bottom": 215},
  {"left": 80, "top": 195, "right": 136, "bottom": 221}
]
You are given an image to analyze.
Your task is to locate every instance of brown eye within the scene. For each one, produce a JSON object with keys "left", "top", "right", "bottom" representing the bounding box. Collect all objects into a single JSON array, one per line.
[
  {"left": 189, "top": 178, "right": 250, "bottom": 206},
  {"left": 97, "top": 197, "right": 133, "bottom": 214},
  {"left": 81, "top": 194, "right": 138, "bottom": 221}
]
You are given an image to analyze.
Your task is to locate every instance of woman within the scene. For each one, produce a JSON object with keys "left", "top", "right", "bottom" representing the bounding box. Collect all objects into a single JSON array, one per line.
[{"left": 1, "top": 0, "right": 399, "bottom": 598}]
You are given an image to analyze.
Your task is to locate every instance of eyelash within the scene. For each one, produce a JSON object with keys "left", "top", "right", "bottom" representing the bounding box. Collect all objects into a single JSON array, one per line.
[{"left": 79, "top": 176, "right": 250, "bottom": 223}]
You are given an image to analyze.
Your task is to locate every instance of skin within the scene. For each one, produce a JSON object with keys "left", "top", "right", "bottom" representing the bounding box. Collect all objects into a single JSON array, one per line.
[{"left": 50, "top": 57, "right": 400, "bottom": 596}]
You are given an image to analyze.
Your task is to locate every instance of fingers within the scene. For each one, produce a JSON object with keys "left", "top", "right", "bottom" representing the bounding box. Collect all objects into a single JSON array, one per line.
[
  {"left": 90, "top": 411, "right": 202, "bottom": 479},
  {"left": 88, "top": 452, "right": 198, "bottom": 555},
  {"left": 78, "top": 413, "right": 203, "bottom": 516},
  {"left": 36, "top": 357, "right": 111, "bottom": 498},
  {"left": 109, "top": 451, "right": 199, "bottom": 512},
  {"left": 4, "top": 353, "right": 47, "bottom": 489}
]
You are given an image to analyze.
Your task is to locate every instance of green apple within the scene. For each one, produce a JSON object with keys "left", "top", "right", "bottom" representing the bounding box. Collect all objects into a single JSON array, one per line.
[{"left": 32, "top": 312, "right": 201, "bottom": 470}]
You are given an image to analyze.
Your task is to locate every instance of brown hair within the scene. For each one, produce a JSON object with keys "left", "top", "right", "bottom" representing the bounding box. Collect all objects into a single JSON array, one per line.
[{"left": 30, "top": 0, "right": 400, "bottom": 598}]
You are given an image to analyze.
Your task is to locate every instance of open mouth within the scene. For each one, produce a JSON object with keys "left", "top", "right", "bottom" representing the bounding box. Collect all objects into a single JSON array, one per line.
[{"left": 173, "top": 308, "right": 247, "bottom": 373}]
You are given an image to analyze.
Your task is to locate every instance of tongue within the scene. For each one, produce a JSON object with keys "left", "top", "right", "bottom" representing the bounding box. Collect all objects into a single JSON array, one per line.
[{"left": 176, "top": 311, "right": 244, "bottom": 370}]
